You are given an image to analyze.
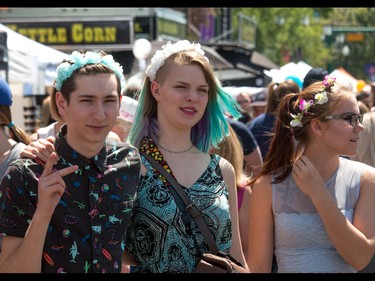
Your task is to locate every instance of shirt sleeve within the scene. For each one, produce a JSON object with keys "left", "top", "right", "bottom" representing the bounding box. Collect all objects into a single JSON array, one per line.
[
  {"left": 0, "top": 163, "right": 37, "bottom": 238},
  {"left": 230, "top": 121, "right": 259, "bottom": 155}
]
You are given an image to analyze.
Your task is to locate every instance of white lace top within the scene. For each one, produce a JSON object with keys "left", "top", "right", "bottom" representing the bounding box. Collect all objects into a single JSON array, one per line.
[{"left": 272, "top": 157, "right": 363, "bottom": 273}]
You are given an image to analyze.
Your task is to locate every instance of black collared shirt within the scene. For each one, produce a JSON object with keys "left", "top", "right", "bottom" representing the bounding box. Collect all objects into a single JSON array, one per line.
[{"left": 0, "top": 125, "right": 140, "bottom": 273}]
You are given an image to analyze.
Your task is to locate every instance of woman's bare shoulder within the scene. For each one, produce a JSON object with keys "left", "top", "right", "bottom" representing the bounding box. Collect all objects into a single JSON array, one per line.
[{"left": 251, "top": 174, "right": 273, "bottom": 194}]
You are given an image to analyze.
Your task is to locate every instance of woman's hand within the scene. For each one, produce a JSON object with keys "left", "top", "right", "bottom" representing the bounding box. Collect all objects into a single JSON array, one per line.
[
  {"left": 20, "top": 136, "right": 58, "bottom": 163},
  {"left": 292, "top": 155, "right": 325, "bottom": 198}
]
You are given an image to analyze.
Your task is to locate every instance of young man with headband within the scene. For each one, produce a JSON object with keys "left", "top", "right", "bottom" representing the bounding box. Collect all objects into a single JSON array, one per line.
[{"left": 0, "top": 50, "right": 141, "bottom": 273}]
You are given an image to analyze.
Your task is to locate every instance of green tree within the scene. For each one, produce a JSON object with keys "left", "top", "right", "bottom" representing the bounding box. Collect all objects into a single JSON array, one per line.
[
  {"left": 329, "top": 8, "right": 375, "bottom": 81},
  {"left": 230, "top": 7, "right": 375, "bottom": 82},
  {"left": 231, "top": 8, "right": 332, "bottom": 68}
]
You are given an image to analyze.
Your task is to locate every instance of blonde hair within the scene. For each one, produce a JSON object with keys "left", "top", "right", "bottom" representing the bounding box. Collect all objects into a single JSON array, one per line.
[{"left": 211, "top": 125, "right": 250, "bottom": 188}]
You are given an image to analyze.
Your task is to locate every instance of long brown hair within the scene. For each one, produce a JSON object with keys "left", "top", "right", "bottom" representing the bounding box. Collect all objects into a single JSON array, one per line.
[
  {"left": 0, "top": 105, "right": 30, "bottom": 145},
  {"left": 250, "top": 79, "right": 354, "bottom": 186},
  {"left": 265, "top": 80, "right": 300, "bottom": 114}
]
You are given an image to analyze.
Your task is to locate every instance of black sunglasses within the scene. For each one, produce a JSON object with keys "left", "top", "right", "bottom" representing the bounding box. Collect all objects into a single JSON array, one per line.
[{"left": 324, "top": 114, "right": 363, "bottom": 127}]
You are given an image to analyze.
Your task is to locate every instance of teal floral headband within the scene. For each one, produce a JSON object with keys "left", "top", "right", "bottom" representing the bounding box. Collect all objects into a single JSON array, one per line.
[
  {"left": 55, "top": 51, "right": 126, "bottom": 92},
  {"left": 290, "top": 75, "right": 336, "bottom": 127}
]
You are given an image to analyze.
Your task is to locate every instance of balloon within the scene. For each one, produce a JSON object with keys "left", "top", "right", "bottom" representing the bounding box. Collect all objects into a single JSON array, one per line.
[{"left": 132, "top": 38, "right": 152, "bottom": 60}]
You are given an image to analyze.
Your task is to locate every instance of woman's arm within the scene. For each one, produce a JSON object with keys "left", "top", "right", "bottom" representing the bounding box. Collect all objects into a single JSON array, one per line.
[
  {"left": 238, "top": 185, "right": 252, "bottom": 262},
  {"left": 293, "top": 156, "right": 375, "bottom": 270},
  {"left": 220, "top": 157, "right": 249, "bottom": 271},
  {"left": 247, "top": 174, "right": 274, "bottom": 272}
]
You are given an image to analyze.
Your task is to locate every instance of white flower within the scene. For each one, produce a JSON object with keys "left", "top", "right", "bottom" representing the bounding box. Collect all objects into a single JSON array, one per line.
[
  {"left": 145, "top": 40, "right": 209, "bottom": 82},
  {"left": 315, "top": 91, "right": 329, "bottom": 105},
  {"left": 290, "top": 112, "right": 304, "bottom": 127}
]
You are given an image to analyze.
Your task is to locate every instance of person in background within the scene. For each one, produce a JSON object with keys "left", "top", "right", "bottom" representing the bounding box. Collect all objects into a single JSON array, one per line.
[
  {"left": 0, "top": 79, "right": 31, "bottom": 253},
  {"left": 248, "top": 80, "right": 300, "bottom": 160},
  {"left": 356, "top": 85, "right": 373, "bottom": 114},
  {"left": 285, "top": 75, "right": 302, "bottom": 90},
  {"left": 236, "top": 91, "right": 253, "bottom": 125},
  {"left": 0, "top": 78, "right": 30, "bottom": 182},
  {"left": 249, "top": 89, "right": 267, "bottom": 119},
  {"left": 357, "top": 98, "right": 370, "bottom": 115},
  {"left": 123, "top": 72, "right": 143, "bottom": 100},
  {"left": 41, "top": 94, "right": 54, "bottom": 127},
  {"left": 370, "top": 82, "right": 375, "bottom": 112},
  {"left": 351, "top": 111, "right": 375, "bottom": 273},
  {"left": 247, "top": 75, "right": 375, "bottom": 273},
  {"left": 123, "top": 40, "right": 248, "bottom": 273},
  {"left": 111, "top": 95, "right": 138, "bottom": 142},
  {"left": 352, "top": 111, "right": 375, "bottom": 167},
  {"left": 0, "top": 50, "right": 141, "bottom": 273},
  {"left": 29, "top": 91, "right": 65, "bottom": 142},
  {"left": 227, "top": 117, "right": 262, "bottom": 177},
  {"left": 302, "top": 67, "right": 328, "bottom": 90},
  {"left": 111, "top": 73, "right": 142, "bottom": 142},
  {"left": 209, "top": 124, "right": 252, "bottom": 262}
]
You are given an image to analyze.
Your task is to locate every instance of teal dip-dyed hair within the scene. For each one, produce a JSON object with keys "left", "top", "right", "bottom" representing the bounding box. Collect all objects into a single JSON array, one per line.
[{"left": 127, "top": 46, "right": 241, "bottom": 153}]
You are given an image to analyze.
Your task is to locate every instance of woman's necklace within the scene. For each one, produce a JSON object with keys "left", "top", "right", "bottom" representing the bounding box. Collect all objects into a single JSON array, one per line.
[{"left": 158, "top": 143, "right": 194, "bottom": 154}]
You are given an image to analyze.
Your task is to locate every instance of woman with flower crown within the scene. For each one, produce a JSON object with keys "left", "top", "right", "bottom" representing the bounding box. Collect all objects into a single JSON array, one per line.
[
  {"left": 122, "top": 40, "right": 248, "bottom": 273},
  {"left": 246, "top": 76, "right": 375, "bottom": 273}
]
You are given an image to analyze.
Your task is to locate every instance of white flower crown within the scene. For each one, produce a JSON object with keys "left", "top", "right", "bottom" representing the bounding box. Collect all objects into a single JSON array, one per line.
[
  {"left": 55, "top": 51, "right": 126, "bottom": 92},
  {"left": 290, "top": 75, "right": 336, "bottom": 127},
  {"left": 145, "top": 40, "right": 209, "bottom": 82}
]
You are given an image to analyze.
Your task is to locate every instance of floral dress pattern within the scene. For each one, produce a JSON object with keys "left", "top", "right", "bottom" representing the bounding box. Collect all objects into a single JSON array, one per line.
[{"left": 125, "top": 137, "right": 232, "bottom": 273}]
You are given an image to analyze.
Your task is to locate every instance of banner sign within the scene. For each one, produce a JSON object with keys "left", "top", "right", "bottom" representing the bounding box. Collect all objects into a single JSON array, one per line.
[{"left": 4, "top": 18, "right": 133, "bottom": 50}]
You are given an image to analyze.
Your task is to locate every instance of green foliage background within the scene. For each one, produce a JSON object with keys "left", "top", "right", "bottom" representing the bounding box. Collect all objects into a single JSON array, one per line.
[{"left": 231, "top": 7, "right": 375, "bottom": 82}]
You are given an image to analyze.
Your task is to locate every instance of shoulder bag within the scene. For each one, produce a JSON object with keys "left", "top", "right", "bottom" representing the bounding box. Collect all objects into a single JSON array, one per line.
[{"left": 141, "top": 152, "right": 249, "bottom": 273}]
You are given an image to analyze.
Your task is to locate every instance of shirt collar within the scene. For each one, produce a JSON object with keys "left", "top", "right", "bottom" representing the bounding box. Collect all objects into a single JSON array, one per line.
[{"left": 54, "top": 124, "right": 107, "bottom": 172}]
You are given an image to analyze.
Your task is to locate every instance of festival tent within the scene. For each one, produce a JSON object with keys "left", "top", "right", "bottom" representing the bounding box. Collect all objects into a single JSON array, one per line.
[
  {"left": 0, "top": 23, "right": 68, "bottom": 95},
  {"left": 0, "top": 23, "right": 68, "bottom": 133},
  {"left": 264, "top": 60, "right": 313, "bottom": 88}
]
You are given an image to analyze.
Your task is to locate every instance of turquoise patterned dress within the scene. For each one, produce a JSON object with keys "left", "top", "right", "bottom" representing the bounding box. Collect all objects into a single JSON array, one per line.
[{"left": 125, "top": 138, "right": 233, "bottom": 273}]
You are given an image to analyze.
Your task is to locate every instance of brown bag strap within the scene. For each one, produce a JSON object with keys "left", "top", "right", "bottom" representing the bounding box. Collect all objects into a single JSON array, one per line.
[{"left": 141, "top": 151, "right": 220, "bottom": 254}]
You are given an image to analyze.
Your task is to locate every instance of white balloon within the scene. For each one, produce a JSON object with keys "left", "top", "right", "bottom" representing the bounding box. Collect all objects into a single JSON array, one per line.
[{"left": 132, "top": 38, "right": 152, "bottom": 60}]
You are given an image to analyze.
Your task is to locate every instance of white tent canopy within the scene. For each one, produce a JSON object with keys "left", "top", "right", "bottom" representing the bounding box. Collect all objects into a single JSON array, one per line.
[
  {"left": 223, "top": 86, "right": 266, "bottom": 100},
  {"left": 0, "top": 23, "right": 68, "bottom": 95},
  {"left": 264, "top": 61, "right": 313, "bottom": 87}
]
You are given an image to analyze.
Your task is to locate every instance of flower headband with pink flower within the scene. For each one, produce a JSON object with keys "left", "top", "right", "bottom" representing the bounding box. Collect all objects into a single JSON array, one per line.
[{"left": 290, "top": 75, "right": 336, "bottom": 127}]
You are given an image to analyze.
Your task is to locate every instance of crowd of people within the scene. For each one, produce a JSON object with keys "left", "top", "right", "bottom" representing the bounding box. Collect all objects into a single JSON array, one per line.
[{"left": 0, "top": 39, "right": 375, "bottom": 273}]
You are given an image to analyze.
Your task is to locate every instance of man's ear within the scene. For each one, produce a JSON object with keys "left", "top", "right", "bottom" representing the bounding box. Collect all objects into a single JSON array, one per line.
[{"left": 55, "top": 91, "right": 67, "bottom": 116}]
